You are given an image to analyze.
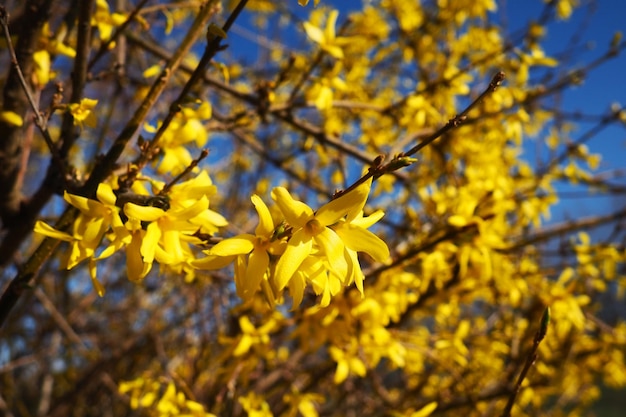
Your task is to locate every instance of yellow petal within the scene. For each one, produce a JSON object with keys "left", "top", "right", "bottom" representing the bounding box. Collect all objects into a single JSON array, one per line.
[
  {"left": 315, "top": 228, "right": 346, "bottom": 275},
  {"left": 271, "top": 187, "right": 313, "bottom": 227},
  {"left": 88, "top": 259, "right": 105, "bottom": 297},
  {"left": 324, "top": 44, "right": 344, "bottom": 60},
  {"left": 0, "top": 111, "right": 23, "bottom": 127},
  {"left": 274, "top": 229, "right": 312, "bottom": 290},
  {"left": 34, "top": 220, "right": 74, "bottom": 242},
  {"left": 242, "top": 249, "right": 269, "bottom": 299},
  {"left": 349, "top": 209, "right": 384, "bottom": 227},
  {"left": 411, "top": 402, "right": 438, "bottom": 417},
  {"left": 96, "top": 183, "right": 117, "bottom": 205},
  {"left": 141, "top": 222, "right": 161, "bottom": 263},
  {"left": 126, "top": 233, "right": 150, "bottom": 281},
  {"left": 448, "top": 215, "right": 468, "bottom": 227},
  {"left": 124, "top": 202, "right": 165, "bottom": 221},
  {"left": 173, "top": 196, "right": 209, "bottom": 221},
  {"left": 335, "top": 225, "right": 389, "bottom": 262},
  {"left": 251, "top": 194, "right": 274, "bottom": 236},
  {"left": 316, "top": 178, "right": 372, "bottom": 226},
  {"left": 64, "top": 191, "right": 93, "bottom": 213},
  {"left": 233, "top": 334, "right": 253, "bottom": 356},
  {"left": 334, "top": 359, "right": 349, "bottom": 384},
  {"left": 303, "top": 21, "right": 324, "bottom": 44},
  {"left": 210, "top": 235, "right": 255, "bottom": 256},
  {"left": 289, "top": 271, "right": 306, "bottom": 308},
  {"left": 324, "top": 10, "right": 339, "bottom": 42},
  {"left": 192, "top": 254, "right": 235, "bottom": 270}
]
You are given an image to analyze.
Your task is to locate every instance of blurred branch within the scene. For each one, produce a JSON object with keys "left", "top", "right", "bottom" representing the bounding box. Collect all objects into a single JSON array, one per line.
[
  {"left": 118, "top": 0, "right": 249, "bottom": 188},
  {"left": 0, "top": 0, "right": 95, "bottom": 268},
  {"left": 0, "top": 1, "right": 220, "bottom": 330},
  {"left": 87, "top": 0, "right": 150, "bottom": 71},
  {"left": 503, "top": 206, "right": 626, "bottom": 252},
  {"left": 501, "top": 307, "right": 551, "bottom": 417},
  {"left": 332, "top": 72, "right": 505, "bottom": 199},
  {"left": 0, "top": 0, "right": 53, "bottom": 224}
]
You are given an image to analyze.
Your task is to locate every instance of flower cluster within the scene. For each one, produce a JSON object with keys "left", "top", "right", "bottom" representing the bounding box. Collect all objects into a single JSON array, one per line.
[
  {"left": 35, "top": 171, "right": 227, "bottom": 294},
  {"left": 195, "top": 177, "right": 389, "bottom": 307},
  {"left": 35, "top": 172, "right": 388, "bottom": 305}
]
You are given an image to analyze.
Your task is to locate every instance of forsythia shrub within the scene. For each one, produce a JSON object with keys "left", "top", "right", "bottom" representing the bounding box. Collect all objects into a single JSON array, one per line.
[{"left": 0, "top": 0, "right": 625, "bottom": 416}]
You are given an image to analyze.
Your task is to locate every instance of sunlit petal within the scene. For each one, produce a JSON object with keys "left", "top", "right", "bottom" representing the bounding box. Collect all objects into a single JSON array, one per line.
[
  {"left": 96, "top": 182, "right": 117, "bottom": 206},
  {"left": 64, "top": 191, "right": 92, "bottom": 213},
  {"left": 274, "top": 229, "right": 312, "bottom": 290},
  {"left": 336, "top": 225, "right": 390, "bottom": 262},
  {"left": 251, "top": 195, "right": 274, "bottom": 236},
  {"left": 192, "top": 254, "right": 235, "bottom": 270},
  {"left": 174, "top": 196, "right": 209, "bottom": 220},
  {"left": 210, "top": 235, "right": 255, "bottom": 256},
  {"left": 315, "top": 228, "right": 347, "bottom": 279},
  {"left": 289, "top": 271, "right": 306, "bottom": 309},
  {"left": 316, "top": 178, "right": 372, "bottom": 226},
  {"left": 303, "top": 22, "right": 324, "bottom": 44},
  {"left": 349, "top": 209, "right": 384, "bottom": 227},
  {"left": 141, "top": 222, "right": 161, "bottom": 263},
  {"left": 243, "top": 249, "right": 269, "bottom": 299},
  {"left": 124, "top": 203, "right": 165, "bottom": 222},
  {"left": 126, "top": 232, "right": 149, "bottom": 282},
  {"left": 88, "top": 259, "right": 105, "bottom": 297},
  {"left": 271, "top": 187, "right": 313, "bottom": 227},
  {"left": 34, "top": 221, "right": 75, "bottom": 242},
  {"left": 325, "top": 10, "right": 339, "bottom": 42}
]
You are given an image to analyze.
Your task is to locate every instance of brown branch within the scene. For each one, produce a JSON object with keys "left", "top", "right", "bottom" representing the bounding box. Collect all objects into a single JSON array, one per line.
[
  {"left": 501, "top": 307, "right": 551, "bottom": 417},
  {"left": 0, "top": 1, "right": 54, "bottom": 223},
  {"left": 87, "top": 0, "right": 151, "bottom": 71},
  {"left": 58, "top": 0, "right": 95, "bottom": 160},
  {"left": 119, "top": 0, "right": 249, "bottom": 188},
  {"left": 0, "top": 1, "right": 95, "bottom": 269},
  {"left": 333, "top": 72, "right": 506, "bottom": 200},
  {"left": 503, "top": 206, "right": 626, "bottom": 252},
  {"left": 82, "top": 0, "right": 220, "bottom": 194},
  {"left": 0, "top": 1, "right": 220, "bottom": 329}
]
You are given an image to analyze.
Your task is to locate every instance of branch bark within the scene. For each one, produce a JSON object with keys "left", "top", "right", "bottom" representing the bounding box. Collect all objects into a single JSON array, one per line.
[{"left": 0, "top": 1, "right": 53, "bottom": 224}]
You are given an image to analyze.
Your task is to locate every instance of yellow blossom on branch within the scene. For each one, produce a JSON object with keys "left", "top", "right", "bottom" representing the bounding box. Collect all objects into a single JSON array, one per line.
[
  {"left": 197, "top": 194, "right": 285, "bottom": 301},
  {"left": 68, "top": 98, "right": 98, "bottom": 128},
  {"left": 272, "top": 177, "right": 389, "bottom": 298},
  {"left": 303, "top": 10, "right": 350, "bottom": 59}
]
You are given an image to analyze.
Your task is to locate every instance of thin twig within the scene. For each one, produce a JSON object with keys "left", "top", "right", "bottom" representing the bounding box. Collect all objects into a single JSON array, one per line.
[
  {"left": 503, "top": 206, "right": 626, "bottom": 252},
  {"left": 87, "top": 0, "right": 150, "bottom": 70},
  {"left": 0, "top": 1, "right": 221, "bottom": 330},
  {"left": 0, "top": 6, "right": 62, "bottom": 164},
  {"left": 333, "top": 71, "right": 506, "bottom": 199},
  {"left": 82, "top": 0, "right": 220, "bottom": 194},
  {"left": 58, "top": 0, "right": 95, "bottom": 159},
  {"left": 501, "top": 307, "right": 551, "bottom": 417},
  {"left": 404, "top": 71, "right": 506, "bottom": 157},
  {"left": 159, "top": 149, "right": 209, "bottom": 195},
  {"left": 123, "top": 0, "right": 250, "bottom": 186}
]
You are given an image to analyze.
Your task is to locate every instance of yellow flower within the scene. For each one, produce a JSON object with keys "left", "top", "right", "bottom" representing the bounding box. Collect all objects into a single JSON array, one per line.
[
  {"left": 298, "top": 0, "right": 321, "bottom": 7},
  {"left": 68, "top": 98, "right": 98, "bottom": 128},
  {"left": 200, "top": 194, "right": 285, "bottom": 301},
  {"left": 123, "top": 196, "right": 206, "bottom": 275},
  {"left": 303, "top": 10, "right": 350, "bottom": 59},
  {"left": 272, "top": 177, "right": 389, "bottom": 295},
  {"left": 333, "top": 209, "right": 389, "bottom": 295},
  {"left": 34, "top": 183, "right": 124, "bottom": 295}
]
